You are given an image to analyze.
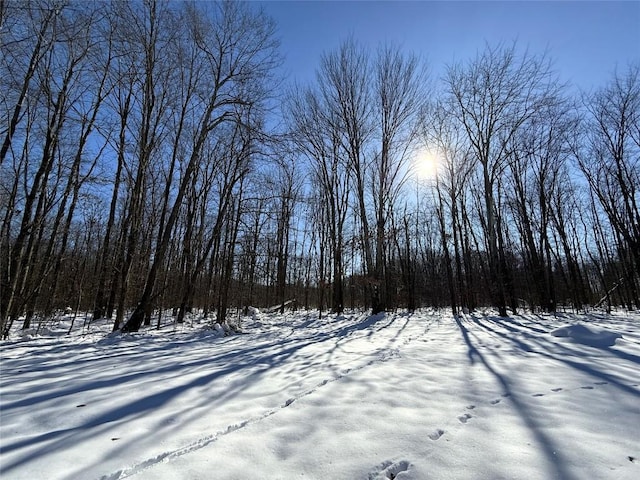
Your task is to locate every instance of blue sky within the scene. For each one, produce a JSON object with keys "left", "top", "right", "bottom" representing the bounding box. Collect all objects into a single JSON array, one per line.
[{"left": 259, "top": 0, "right": 640, "bottom": 91}]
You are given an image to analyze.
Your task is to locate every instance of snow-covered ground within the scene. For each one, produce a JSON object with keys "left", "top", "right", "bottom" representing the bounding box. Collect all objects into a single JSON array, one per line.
[{"left": 1, "top": 309, "right": 639, "bottom": 480}]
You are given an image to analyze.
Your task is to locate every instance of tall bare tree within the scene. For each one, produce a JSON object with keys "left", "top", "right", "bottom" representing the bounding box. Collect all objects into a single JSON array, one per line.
[
  {"left": 317, "top": 38, "right": 377, "bottom": 310},
  {"left": 421, "top": 99, "right": 475, "bottom": 315},
  {"left": 577, "top": 64, "right": 640, "bottom": 308},
  {"left": 370, "top": 44, "right": 426, "bottom": 312},
  {"left": 121, "top": 1, "right": 279, "bottom": 332},
  {"left": 505, "top": 96, "right": 576, "bottom": 312},
  {"left": 445, "top": 43, "right": 560, "bottom": 316},
  {"left": 288, "top": 85, "right": 351, "bottom": 313},
  {"left": 1, "top": 2, "right": 110, "bottom": 336}
]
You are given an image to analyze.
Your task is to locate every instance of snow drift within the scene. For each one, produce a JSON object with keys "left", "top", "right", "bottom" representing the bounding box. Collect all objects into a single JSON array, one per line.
[{"left": 550, "top": 323, "right": 622, "bottom": 347}]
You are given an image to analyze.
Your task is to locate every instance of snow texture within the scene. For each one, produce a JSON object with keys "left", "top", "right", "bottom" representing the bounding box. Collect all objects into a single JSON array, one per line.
[
  {"left": 550, "top": 323, "right": 622, "bottom": 347},
  {"left": 1, "top": 310, "right": 639, "bottom": 480}
]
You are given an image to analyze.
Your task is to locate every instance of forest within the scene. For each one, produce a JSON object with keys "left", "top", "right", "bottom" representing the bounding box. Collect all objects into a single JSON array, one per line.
[{"left": 1, "top": 0, "right": 639, "bottom": 338}]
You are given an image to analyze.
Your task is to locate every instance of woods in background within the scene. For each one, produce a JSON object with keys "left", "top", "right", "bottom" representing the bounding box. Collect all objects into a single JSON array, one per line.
[{"left": 2, "top": 1, "right": 639, "bottom": 337}]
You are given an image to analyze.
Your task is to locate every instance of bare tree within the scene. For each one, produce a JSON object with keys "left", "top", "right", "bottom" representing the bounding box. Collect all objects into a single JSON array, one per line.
[
  {"left": 505, "top": 96, "right": 576, "bottom": 312},
  {"left": 370, "top": 44, "right": 426, "bottom": 312},
  {"left": 270, "top": 153, "right": 302, "bottom": 314},
  {"left": 177, "top": 121, "right": 253, "bottom": 325},
  {"left": 287, "top": 85, "right": 351, "bottom": 314},
  {"left": 108, "top": 0, "right": 176, "bottom": 331},
  {"left": 316, "top": 38, "right": 377, "bottom": 310},
  {"left": 310, "top": 39, "right": 426, "bottom": 314},
  {"left": 1, "top": 0, "right": 58, "bottom": 166},
  {"left": 577, "top": 64, "right": 640, "bottom": 308},
  {"left": 445, "top": 43, "right": 560, "bottom": 316},
  {"left": 1, "top": 2, "right": 110, "bottom": 336},
  {"left": 29, "top": 8, "right": 112, "bottom": 326},
  {"left": 121, "top": 1, "right": 279, "bottom": 332},
  {"left": 421, "top": 99, "right": 475, "bottom": 315}
]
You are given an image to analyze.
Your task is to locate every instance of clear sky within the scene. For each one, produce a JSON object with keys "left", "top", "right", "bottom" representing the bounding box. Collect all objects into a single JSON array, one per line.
[{"left": 258, "top": 0, "right": 640, "bottom": 91}]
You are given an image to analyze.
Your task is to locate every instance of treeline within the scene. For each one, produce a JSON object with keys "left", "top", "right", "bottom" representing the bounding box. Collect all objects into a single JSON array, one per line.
[{"left": 1, "top": 1, "right": 638, "bottom": 337}]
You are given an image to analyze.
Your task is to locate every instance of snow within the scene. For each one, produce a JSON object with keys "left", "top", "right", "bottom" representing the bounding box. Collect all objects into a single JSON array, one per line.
[
  {"left": 550, "top": 324, "right": 623, "bottom": 348},
  {"left": 1, "top": 310, "right": 639, "bottom": 480}
]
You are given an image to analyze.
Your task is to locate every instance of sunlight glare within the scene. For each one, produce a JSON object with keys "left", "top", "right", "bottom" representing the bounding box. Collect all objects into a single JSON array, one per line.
[{"left": 413, "top": 149, "right": 439, "bottom": 180}]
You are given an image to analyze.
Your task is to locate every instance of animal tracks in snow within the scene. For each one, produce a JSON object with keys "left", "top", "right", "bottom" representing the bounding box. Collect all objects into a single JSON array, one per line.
[
  {"left": 526, "top": 380, "right": 613, "bottom": 399},
  {"left": 99, "top": 347, "right": 400, "bottom": 480},
  {"left": 458, "top": 413, "right": 473, "bottom": 423},
  {"left": 429, "top": 379, "right": 619, "bottom": 452},
  {"left": 368, "top": 459, "right": 411, "bottom": 480}
]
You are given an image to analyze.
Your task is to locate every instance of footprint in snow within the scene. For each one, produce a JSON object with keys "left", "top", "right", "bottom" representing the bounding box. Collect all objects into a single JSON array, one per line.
[
  {"left": 458, "top": 413, "right": 472, "bottom": 423},
  {"left": 581, "top": 386, "right": 594, "bottom": 390},
  {"left": 382, "top": 460, "right": 410, "bottom": 479},
  {"left": 551, "top": 388, "right": 563, "bottom": 392},
  {"left": 594, "top": 381, "right": 608, "bottom": 385},
  {"left": 368, "top": 460, "right": 411, "bottom": 480},
  {"left": 490, "top": 399, "right": 501, "bottom": 405},
  {"left": 466, "top": 405, "right": 476, "bottom": 410},
  {"left": 532, "top": 393, "right": 545, "bottom": 397},
  {"left": 428, "top": 429, "right": 445, "bottom": 440}
]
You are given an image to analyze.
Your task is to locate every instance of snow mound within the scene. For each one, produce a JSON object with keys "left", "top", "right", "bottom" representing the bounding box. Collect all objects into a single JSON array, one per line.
[{"left": 550, "top": 323, "right": 622, "bottom": 347}]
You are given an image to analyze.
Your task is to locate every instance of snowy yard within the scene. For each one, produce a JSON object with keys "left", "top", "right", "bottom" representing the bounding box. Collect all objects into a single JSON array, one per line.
[{"left": 1, "top": 310, "right": 639, "bottom": 480}]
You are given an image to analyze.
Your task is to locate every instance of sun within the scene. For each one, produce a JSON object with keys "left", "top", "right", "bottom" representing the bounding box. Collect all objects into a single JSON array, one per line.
[{"left": 412, "top": 149, "right": 439, "bottom": 180}]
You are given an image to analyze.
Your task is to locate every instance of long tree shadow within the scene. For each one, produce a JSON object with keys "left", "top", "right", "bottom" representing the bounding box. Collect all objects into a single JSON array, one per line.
[
  {"left": 3, "top": 313, "right": 373, "bottom": 413},
  {"left": 0, "top": 320, "right": 349, "bottom": 473},
  {"left": 1, "top": 312, "right": 404, "bottom": 475},
  {"left": 475, "top": 316, "right": 640, "bottom": 397},
  {"left": 1, "top": 331, "right": 299, "bottom": 411},
  {"left": 454, "top": 317, "right": 580, "bottom": 480},
  {"left": 326, "top": 312, "right": 413, "bottom": 379},
  {"left": 503, "top": 314, "right": 640, "bottom": 365}
]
